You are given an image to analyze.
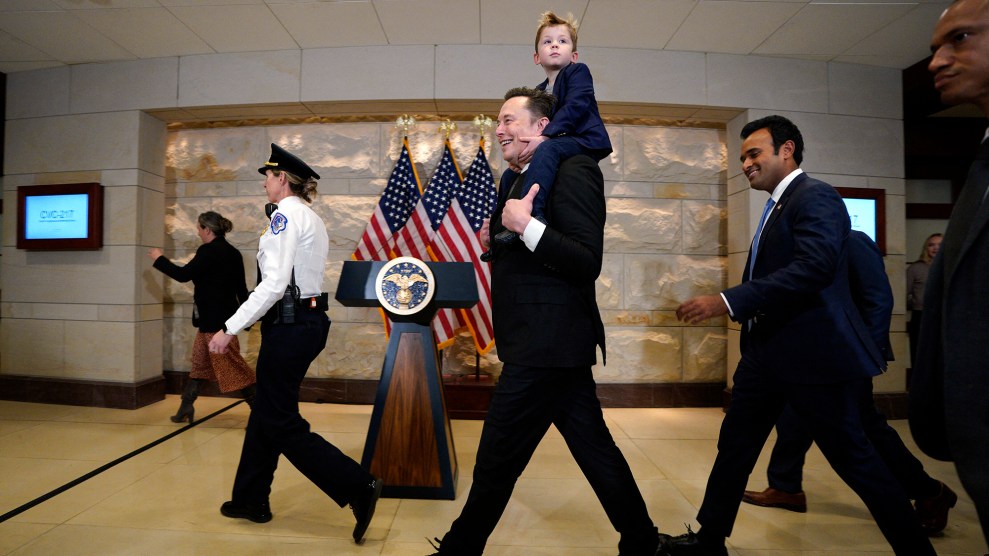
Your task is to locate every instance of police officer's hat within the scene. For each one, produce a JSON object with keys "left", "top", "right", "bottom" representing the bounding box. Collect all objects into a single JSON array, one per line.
[{"left": 257, "top": 143, "right": 320, "bottom": 180}]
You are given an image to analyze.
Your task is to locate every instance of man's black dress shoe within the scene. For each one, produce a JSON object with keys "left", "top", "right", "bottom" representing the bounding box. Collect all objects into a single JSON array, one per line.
[
  {"left": 351, "top": 477, "right": 383, "bottom": 544},
  {"left": 915, "top": 480, "right": 957, "bottom": 535},
  {"left": 219, "top": 500, "right": 272, "bottom": 523},
  {"left": 660, "top": 529, "right": 727, "bottom": 556}
]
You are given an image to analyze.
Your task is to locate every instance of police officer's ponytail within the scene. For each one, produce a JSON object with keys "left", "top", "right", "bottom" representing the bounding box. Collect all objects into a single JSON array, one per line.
[
  {"left": 199, "top": 211, "right": 233, "bottom": 237},
  {"left": 275, "top": 169, "right": 318, "bottom": 203}
]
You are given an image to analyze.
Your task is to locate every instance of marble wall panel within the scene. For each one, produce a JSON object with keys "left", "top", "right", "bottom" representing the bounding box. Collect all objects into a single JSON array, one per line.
[
  {"left": 623, "top": 127, "right": 725, "bottom": 184},
  {"left": 605, "top": 198, "right": 681, "bottom": 254},
  {"left": 682, "top": 200, "right": 726, "bottom": 255},
  {"left": 682, "top": 327, "right": 728, "bottom": 382},
  {"left": 596, "top": 253, "right": 624, "bottom": 311},
  {"left": 597, "top": 327, "right": 682, "bottom": 382},
  {"left": 625, "top": 255, "right": 726, "bottom": 312},
  {"left": 166, "top": 128, "right": 268, "bottom": 183},
  {"left": 266, "top": 124, "right": 382, "bottom": 178}
]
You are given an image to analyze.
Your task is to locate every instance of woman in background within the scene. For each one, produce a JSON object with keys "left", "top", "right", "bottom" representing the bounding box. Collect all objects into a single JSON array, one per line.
[
  {"left": 906, "top": 233, "right": 942, "bottom": 365},
  {"left": 149, "top": 211, "right": 256, "bottom": 423}
]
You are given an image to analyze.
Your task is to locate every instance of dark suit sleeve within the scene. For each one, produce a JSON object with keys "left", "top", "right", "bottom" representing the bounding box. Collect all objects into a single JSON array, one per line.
[
  {"left": 532, "top": 156, "right": 605, "bottom": 282},
  {"left": 723, "top": 183, "right": 847, "bottom": 320},
  {"left": 542, "top": 64, "right": 597, "bottom": 139},
  {"left": 848, "top": 231, "right": 894, "bottom": 360}
]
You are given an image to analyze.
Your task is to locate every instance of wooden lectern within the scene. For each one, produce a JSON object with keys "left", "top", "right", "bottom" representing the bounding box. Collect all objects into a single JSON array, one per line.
[{"left": 336, "top": 259, "right": 478, "bottom": 499}]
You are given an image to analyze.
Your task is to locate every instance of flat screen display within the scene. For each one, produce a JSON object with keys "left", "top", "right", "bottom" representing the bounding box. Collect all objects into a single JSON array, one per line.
[
  {"left": 17, "top": 183, "right": 104, "bottom": 250},
  {"left": 835, "top": 187, "right": 886, "bottom": 254},
  {"left": 842, "top": 198, "right": 877, "bottom": 243},
  {"left": 24, "top": 193, "right": 90, "bottom": 240}
]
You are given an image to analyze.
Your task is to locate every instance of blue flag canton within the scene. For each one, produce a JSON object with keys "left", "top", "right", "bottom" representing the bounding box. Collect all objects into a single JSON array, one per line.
[
  {"left": 422, "top": 147, "right": 461, "bottom": 230},
  {"left": 456, "top": 147, "right": 497, "bottom": 232},
  {"left": 382, "top": 145, "right": 421, "bottom": 232}
]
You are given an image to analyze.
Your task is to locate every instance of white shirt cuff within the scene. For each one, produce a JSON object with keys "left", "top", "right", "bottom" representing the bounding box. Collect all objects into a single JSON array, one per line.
[
  {"left": 521, "top": 218, "right": 546, "bottom": 252},
  {"left": 720, "top": 292, "right": 735, "bottom": 318}
]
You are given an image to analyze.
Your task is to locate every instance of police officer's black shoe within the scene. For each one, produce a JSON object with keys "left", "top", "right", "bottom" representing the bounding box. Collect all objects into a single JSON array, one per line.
[
  {"left": 220, "top": 500, "right": 272, "bottom": 523},
  {"left": 351, "top": 477, "right": 383, "bottom": 544}
]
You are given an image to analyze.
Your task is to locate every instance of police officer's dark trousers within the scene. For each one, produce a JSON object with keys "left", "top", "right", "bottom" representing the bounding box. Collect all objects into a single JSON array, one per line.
[{"left": 231, "top": 310, "right": 370, "bottom": 507}]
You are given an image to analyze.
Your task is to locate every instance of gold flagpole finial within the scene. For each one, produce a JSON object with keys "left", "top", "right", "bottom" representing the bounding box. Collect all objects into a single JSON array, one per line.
[
  {"left": 395, "top": 114, "right": 416, "bottom": 137},
  {"left": 439, "top": 119, "right": 457, "bottom": 140},
  {"left": 473, "top": 114, "right": 493, "bottom": 147}
]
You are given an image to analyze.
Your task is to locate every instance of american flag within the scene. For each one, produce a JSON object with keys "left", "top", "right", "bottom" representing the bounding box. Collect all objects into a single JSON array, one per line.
[
  {"left": 353, "top": 138, "right": 422, "bottom": 262},
  {"left": 390, "top": 140, "right": 466, "bottom": 348},
  {"left": 432, "top": 142, "right": 497, "bottom": 354}
]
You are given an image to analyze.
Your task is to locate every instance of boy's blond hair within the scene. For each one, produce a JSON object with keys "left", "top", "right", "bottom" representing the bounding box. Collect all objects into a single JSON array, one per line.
[{"left": 534, "top": 11, "right": 578, "bottom": 51}]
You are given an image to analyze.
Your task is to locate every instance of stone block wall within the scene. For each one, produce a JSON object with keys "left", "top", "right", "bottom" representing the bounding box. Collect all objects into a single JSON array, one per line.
[{"left": 163, "top": 120, "right": 727, "bottom": 384}]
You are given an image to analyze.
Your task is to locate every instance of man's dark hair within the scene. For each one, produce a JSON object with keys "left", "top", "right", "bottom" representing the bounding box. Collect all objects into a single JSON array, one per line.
[
  {"left": 741, "top": 115, "right": 804, "bottom": 166},
  {"left": 504, "top": 86, "right": 557, "bottom": 120}
]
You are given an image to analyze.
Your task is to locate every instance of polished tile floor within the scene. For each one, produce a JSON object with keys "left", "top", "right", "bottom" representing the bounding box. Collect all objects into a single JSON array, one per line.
[{"left": 0, "top": 398, "right": 986, "bottom": 555}]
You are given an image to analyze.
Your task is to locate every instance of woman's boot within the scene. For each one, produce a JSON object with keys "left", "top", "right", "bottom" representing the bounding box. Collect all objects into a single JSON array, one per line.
[
  {"left": 170, "top": 378, "right": 204, "bottom": 423},
  {"left": 241, "top": 384, "right": 256, "bottom": 410}
]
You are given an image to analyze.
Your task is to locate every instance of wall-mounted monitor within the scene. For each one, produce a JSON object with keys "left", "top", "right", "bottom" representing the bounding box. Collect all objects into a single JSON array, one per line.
[
  {"left": 17, "top": 182, "right": 104, "bottom": 250},
  {"left": 835, "top": 187, "right": 885, "bottom": 255}
]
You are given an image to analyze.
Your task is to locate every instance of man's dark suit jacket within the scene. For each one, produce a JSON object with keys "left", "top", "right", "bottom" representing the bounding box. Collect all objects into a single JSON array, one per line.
[
  {"left": 153, "top": 237, "right": 249, "bottom": 333},
  {"left": 722, "top": 173, "right": 886, "bottom": 383},
  {"left": 848, "top": 230, "right": 894, "bottom": 361},
  {"left": 910, "top": 141, "right": 989, "bottom": 461},
  {"left": 536, "top": 62, "right": 612, "bottom": 160},
  {"left": 489, "top": 155, "right": 607, "bottom": 367}
]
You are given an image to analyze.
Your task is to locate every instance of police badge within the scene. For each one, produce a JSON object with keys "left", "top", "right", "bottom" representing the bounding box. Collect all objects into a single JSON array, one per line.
[{"left": 375, "top": 257, "right": 435, "bottom": 315}]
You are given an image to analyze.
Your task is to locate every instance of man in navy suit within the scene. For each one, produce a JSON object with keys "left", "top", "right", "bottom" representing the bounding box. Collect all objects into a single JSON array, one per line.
[
  {"left": 911, "top": 0, "right": 989, "bottom": 545},
  {"left": 664, "top": 116, "right": 934, "bottom": 555},
  {"left": 742, "top": 231, "right": 955, "bottom": 535}
]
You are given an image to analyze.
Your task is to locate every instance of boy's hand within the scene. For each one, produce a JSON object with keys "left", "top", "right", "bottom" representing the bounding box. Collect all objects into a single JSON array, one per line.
[{"left": 517, "top": 135, "right": 547, "bottom": 165}]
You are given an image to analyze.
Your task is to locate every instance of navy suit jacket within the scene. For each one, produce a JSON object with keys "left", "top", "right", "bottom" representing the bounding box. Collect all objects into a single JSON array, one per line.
[
  {"left": 537, "top": 62, "right": 612, "bottom": 159},
  {"left": 848, "top": 230, "right": 894, "bottom": 361},
  {"left": 723, "top": 173, "right": 886, "bottom": 384}
]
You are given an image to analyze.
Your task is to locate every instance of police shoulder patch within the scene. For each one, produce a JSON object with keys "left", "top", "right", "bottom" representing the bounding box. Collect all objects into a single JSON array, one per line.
[{"left": 270, "top": 213, "right": 288, "bottom": 235}]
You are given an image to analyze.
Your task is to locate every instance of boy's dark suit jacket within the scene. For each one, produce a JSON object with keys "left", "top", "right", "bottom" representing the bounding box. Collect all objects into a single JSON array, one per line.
[
  {"left": 723, "top": 173, "right": 886, "bottom": 383},
  {"left": 489, "top": 155, "right": 606, "bottom": 367},
  {"left": 537, "top": 62, "right": 612, "bottom": 159}
]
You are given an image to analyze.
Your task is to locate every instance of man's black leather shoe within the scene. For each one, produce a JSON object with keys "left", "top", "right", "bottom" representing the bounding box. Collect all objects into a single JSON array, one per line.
[
  {"left": 351, "top": 477, "right": 383, "bottom": 544},
  {"left": 661, "top": 529, "right": 728, "bottom": 556},
  {"left": 219, "top": 500, "right": 272, "bottom": 523}
]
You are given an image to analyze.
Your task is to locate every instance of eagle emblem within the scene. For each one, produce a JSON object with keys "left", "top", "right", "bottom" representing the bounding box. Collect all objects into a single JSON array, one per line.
[{"left": 375, "top": 257, "right": 435, "bottom": 315}]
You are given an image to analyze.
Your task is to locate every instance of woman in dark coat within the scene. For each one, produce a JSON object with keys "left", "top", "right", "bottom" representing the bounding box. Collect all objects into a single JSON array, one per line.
[{"left": 149, "top": 211, "right": 256, "bottom": 423}]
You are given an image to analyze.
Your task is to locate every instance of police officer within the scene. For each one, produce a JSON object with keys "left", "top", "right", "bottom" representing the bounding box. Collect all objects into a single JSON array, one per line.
[{"left": 209, "top": 144, "right": 381, "bottom": 544}]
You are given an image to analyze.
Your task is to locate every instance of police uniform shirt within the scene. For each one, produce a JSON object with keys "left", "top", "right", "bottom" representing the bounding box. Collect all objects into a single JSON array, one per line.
[{"left": 224, "top": 195, "right": 329, "bottom": 334}]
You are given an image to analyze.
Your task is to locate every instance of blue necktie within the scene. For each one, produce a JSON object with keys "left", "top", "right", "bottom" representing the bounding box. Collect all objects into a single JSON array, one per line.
[{"left": 748, "top": 198, "right": 776, "bottom": 280}]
